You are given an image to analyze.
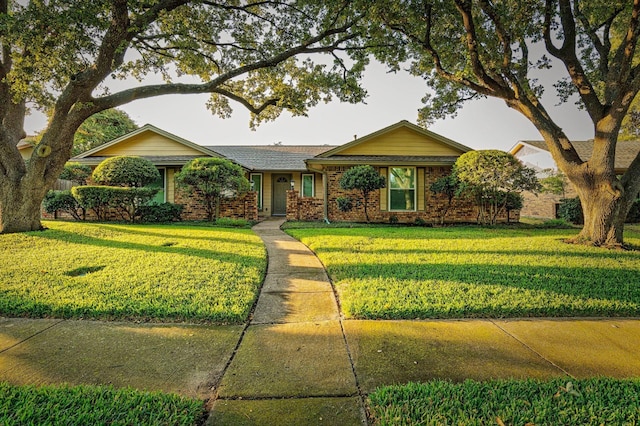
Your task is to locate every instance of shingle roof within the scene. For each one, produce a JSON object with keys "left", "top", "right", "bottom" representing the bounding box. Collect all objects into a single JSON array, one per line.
[
  {"left": 207, "top": 145, "right": 335, "bottom": 171},
  {"left": 520, "top": 140, "right": 640, "bottom": 170},
  {"left": 307, "top": 155, "right": 460, "bottom": 165},
  {"left": 72, "top": 155, "right": 203, "bottom": 166}
]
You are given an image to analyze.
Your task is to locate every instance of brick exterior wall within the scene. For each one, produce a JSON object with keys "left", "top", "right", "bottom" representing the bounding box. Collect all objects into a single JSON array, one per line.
[
  {"left": 520, "top": 184, "right": 577, "bottom": 219},
  {"left": 175, "top": 188, "right": 258, "bottom": 221},
  {"left": 286, "top": 191, "right": 324, "bottom": 221},
  {"left": 44, "top": 189, "right": 258, "bottom": 222},
  {"left": 323, "top": 165, "right": 471, "bottom": 223},
  {"left": 315, "top": 165, "right": 518, "bottom": 224}
]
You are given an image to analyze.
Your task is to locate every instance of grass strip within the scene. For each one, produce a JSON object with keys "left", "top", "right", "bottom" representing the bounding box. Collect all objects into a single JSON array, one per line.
[
  {"left": 286, "top": 225, "right": 640, "bottom": 318},
  {"left": 0, "top": 382, "right": 205, "bottom": 426},
  {"left": 0, "top": 221, "right": 267, "bottom": 323},
  {"left": 368, "top": 377, "right": 640, "bottom": 426}
]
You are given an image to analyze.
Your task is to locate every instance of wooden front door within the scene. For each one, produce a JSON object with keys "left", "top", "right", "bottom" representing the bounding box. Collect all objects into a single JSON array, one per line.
[{"left": 272, "top": 174, "right": 291, "bottom": 216}]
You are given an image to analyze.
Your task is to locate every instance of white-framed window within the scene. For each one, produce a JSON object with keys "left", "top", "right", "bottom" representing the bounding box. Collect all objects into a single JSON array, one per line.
[
  {"left": 389, "top": 167, "right": 416, "bottom": 211},
  {"left": 250, "top": 173, "right": 263, "bottom": 210},
  {"left": 301, "top": 173, "right": 314, "bottom": 197},
  {"left": 148, "top": 167, "right": 166, "bottom": 204}
]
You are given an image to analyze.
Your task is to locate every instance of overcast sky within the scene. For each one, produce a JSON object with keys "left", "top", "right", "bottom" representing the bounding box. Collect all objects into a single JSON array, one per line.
[{"left": 25, "top": 61, "right": 594, "bottom": 152}]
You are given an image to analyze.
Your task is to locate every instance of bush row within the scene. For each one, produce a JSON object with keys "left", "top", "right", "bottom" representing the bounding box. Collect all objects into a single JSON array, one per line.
[{"left": 43, "top": 188, "right": 183, "bottom": 223}]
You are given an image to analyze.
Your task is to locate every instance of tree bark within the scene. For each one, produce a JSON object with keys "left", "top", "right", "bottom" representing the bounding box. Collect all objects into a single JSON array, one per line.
[{"left": 0, "top": 179, "right": 48, "bottom": 233}]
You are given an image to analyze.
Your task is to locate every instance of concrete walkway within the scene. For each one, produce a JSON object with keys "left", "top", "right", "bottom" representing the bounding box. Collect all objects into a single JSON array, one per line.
[
  {"left": 2, "top": 218, "right": 640, "bottom": 425},
  {"left": 208, "top": 218, "right": 366, "bottom": 425}
]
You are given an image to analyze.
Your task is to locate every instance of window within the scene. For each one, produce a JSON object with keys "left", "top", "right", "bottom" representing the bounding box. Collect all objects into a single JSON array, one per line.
[
  {"left": 389, "top": 167, "right": 416, "bottom": 211},
  {"left": 148, "top": 168, "right": 166, "bottom": 204},
  {"left": 301, "top": 174, "right": 314, "bottom": 197},
  {"left": 250, "top": 173, "right": 263, "bottom": 210}
]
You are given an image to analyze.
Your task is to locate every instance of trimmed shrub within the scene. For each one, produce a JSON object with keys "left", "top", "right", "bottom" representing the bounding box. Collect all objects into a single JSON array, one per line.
[
  {"left": 339, "top": 165, "right": 386, "bottom": 222},
  {"left": 43, "top": 190, "right": 84, "bottom": 220},
  {"left": 136, "top": 203, "right": 183, "bottom": 223},
  {"left": 72, "top": 186, "right": 114, "bottom": 220},
  {"left": 59, "top": 162, "right": 92, "bottom": 185},
  {"left": 336, "top": 196, "right": 353, "bottom": 212},
  {"left": 175, "top": 157, "right": 249, "bottom": 221},
  {"left": 558, "top": 197, "right": 584, "bottom": 224},
  {"left": 92, "top": 156, "right": 160, "bottom": 187},
  {"left": 72, "top": 186, "right": 158, "bottom": 221}
]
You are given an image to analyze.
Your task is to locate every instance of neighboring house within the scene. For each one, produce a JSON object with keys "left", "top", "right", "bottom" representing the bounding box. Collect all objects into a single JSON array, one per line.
[
  {"left": 17, "top": 139, "right": 35, "bottom": 160},
  {"left": 62, "top": 119, "right": 513, "bottom": 223},
  {"left": 510, "top": 140, "right": 640, "bottom": 219}
]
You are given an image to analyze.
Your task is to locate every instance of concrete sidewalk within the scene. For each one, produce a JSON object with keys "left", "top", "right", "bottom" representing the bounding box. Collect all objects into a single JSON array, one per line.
[{"left": 1, "top": 217, "right": 640, "bottom": 425}]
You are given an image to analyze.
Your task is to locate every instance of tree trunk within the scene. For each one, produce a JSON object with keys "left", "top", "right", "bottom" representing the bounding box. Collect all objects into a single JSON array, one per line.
[
  {"left": 571, "top": 178, "right": 624, "bottom": 247},
  {"left": 0, "top": 181, "right": 47, "bottom": 233},
  {"left": 362, "top": 191, "right": 370, "bottom": 223}
]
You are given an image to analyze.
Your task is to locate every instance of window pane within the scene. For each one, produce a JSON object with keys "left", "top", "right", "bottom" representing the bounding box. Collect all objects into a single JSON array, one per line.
[
  {"left": 390, "top": 189, "right": 415, "bottom": 210},
  {"left": 389, "top": 168, "right": 415, "bottom": 189},
  {"left": 302, "top": 174, "right": 314, "bottom": 197},
  {"left": 148, "top": 168, "right": 165, "bottom": 204},
  {"left": 251, "top": 174, "right": 262, "bottom": 210}
]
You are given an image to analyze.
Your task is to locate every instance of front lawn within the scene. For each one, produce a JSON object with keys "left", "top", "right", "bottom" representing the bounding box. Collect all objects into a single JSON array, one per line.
[
  {"left": 0, "top": 382, "right": 204, "bottom": 426},
  {"left": 0, "top": 221, "right": 266, "bottom": 323},
  {"left": 286, "top": 225, "right": 640, "bottom": 318},
  {"left": 368, "top": 378, "right": 640, "bottom": 426}
]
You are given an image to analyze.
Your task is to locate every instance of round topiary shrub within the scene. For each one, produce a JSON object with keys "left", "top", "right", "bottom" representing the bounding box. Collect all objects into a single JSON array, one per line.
[{"left": 92, "top": 156, "right": 160, "bottom": 187}]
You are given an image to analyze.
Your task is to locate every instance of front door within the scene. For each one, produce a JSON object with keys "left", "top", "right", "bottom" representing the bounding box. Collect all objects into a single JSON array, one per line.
[{"left": 272, "top": 174, "right": 291, "bottom": 216}]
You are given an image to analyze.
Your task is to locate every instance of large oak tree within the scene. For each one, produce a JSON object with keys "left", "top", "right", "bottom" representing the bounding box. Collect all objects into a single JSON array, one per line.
[
  {"left": 0, "top": 0, "right": 368, "bottom": 233},
  {"left": 371, "top": 0, "right": 640, "bottom": 247}
]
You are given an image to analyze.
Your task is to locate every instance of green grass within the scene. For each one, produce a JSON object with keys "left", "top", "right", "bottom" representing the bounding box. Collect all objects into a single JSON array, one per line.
[
  {"left": 286, "top": 226, "right": 640, "bottom": 318},
  {"left": 0, "top": 382, "right": 204, "bottom": 426},
  {"left": 0, "top": 221, "right": 266, "bottom": 323},
  {"left": 368, "top": 378, "right": 640, "bottom": 426}
]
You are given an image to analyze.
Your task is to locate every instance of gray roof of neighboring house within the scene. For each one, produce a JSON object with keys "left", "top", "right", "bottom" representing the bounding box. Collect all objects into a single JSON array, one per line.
[
  {"left": 519, "top": 140, "right": 640, "bottom": 171},
  {"left": 207, "top": 145, "right": 335, "bottom": 171}
]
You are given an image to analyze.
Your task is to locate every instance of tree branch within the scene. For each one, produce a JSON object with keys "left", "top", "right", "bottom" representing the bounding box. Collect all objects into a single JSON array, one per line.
[
  {"left": 92, "top": 14, "right": 363, "bottom": 110},
  {"left": 544, "top": 0, "right": 604, "bottom": 122}
]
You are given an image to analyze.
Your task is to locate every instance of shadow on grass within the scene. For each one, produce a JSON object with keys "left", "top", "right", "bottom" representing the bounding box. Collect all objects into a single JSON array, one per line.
[
  {"left": 30, "top": 228, "right": 264, "bottom": 266},
  {"left": 329, "top": 261, "right": 640, "bottom": 317},
  {"left": 89, "top": 223, "right": 264, "bottom": 247},
  {"left": 318, "top": 245, "right": 640, "bottom": 260}
]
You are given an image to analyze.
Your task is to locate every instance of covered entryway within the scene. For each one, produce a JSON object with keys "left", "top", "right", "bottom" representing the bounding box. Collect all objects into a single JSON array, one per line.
[{"left": 272, "top": 174, "right": 291, "bottom": 216}]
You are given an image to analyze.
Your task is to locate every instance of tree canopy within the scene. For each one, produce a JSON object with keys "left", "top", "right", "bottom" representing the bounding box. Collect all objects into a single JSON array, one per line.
[
  {"left": 339, "top": 165, "right": 386, "bottom": 222},
  {"left": 369, "top": 0, "right": 640, "bottom": 246},
  {"left": 71, "top": 109, "right": 137, "bottom": 155},
  {"left": 0, "top": 0, "right": 370, "bottom": 233},
  {"left": 454, "top": 150, "right": 540, "bottom": 224},
  {"left": 175, "top": 157, "right": 250, "bottom": 221}
]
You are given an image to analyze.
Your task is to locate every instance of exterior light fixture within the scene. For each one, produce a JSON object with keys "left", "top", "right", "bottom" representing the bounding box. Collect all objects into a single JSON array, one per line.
[{"left": 290, "top": 179, "right": 295, "bottom": 190}]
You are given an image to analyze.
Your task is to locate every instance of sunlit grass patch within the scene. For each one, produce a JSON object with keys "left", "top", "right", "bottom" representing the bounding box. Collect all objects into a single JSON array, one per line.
[
  {"left": 0, "top": 382, "right": 204, "bottom": 426},
  {"left": 287, "top": 226, "right": 640, "bottom": 318},
  {"left": 0, "top": 221, "right": 266, "bottom": 323},
  {"left": 368, "top": 378, "right": 640, "bottom": 426}
]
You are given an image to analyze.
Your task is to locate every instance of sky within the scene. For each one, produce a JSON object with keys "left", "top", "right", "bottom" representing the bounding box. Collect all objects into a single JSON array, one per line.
[{"left": 24, "top": 60, "right": 594, "bottom": 153}]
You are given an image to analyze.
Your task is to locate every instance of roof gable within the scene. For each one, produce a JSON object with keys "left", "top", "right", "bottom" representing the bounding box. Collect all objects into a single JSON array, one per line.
[
  {"left": 74, "top": 124, "right": 220, "bottom": 159},
  {"left": 317, "top": 120, "right": 472, "bottom": 158}
]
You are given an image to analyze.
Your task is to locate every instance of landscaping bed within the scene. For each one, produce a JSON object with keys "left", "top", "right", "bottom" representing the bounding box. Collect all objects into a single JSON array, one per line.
[
  {"left": 0, "top": 382, "right": 204, "bottom": 426},
  {"left": 367, "top": 377, "right": 640, "bottom": 425},
  {"left": 0, "top": 221, "right": 266, "bottom": 323},
  {"left": 285, "top": 225, "right": 640, "bottom": 318}
]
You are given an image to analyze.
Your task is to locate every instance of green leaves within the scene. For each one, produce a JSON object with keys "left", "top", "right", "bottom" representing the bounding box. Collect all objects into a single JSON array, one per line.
[
  {"left": 175, "top": 157, "right": 250, "bottom": 221},
  {"left": 92, "top": 156, "right": 160, "bottom": 188}
]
